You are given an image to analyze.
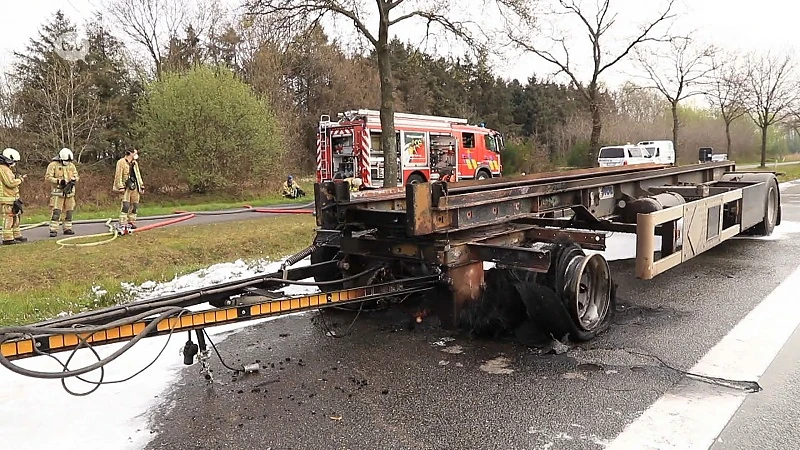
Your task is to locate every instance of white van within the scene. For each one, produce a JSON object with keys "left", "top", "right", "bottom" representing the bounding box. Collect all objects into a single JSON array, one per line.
[
  {"left": 637, "top": 140, "right": 675, "bottom": 165},
  {"left": 597, "top": 144, "right": 651, "bottom": 167}
]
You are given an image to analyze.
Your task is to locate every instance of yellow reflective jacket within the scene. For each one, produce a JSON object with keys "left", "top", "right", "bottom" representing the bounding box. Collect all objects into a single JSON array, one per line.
[
  {"left": 45, "top": 161, "right": 80, "bottom": 198},
  {"left": 114, "top": 158, "right": 143, "bottom": 192},
  {"left": 0, "top": 165, "right": 22, "bottom": 204},
  {"left": 282, "top": 181, "right": 299, "bottom": 196}
]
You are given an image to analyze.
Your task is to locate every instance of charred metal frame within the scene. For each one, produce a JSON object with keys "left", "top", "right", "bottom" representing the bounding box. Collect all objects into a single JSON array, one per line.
[{"left": 314, "top": 161, "right": 780, "bottom": 327}]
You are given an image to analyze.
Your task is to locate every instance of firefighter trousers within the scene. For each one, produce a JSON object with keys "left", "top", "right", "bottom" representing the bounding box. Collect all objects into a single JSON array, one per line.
[
  {"left": 119, "top": 189, "right": 140, "bottom": 226},
  {"left": 50, "top": 195, "right": 76, "bottom": 231},
  {"left": 1, "top": 203, "right": 21, "bottom": 241}
]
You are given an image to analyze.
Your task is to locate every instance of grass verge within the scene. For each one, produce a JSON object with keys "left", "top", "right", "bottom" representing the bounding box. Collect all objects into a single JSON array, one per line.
[
  {"left": 777, "top": 164, "right": 800, "bottom": 183},
  {"left": 20, "top": 193, "right": 310, "bottom": 225},
  {"left": 0, "top": 215, "right": 316, "bottom": 326}
]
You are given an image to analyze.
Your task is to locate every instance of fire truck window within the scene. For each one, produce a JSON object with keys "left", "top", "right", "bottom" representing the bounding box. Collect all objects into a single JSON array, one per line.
[
  {"left": 370, "top": 134, "right": 382, "bottom": 154},
  {"left": 484, "top": 134, "right": 497, "bottom": 152},
  {"left": 463, "top": 133, "right": 475, "bottom": 149}
]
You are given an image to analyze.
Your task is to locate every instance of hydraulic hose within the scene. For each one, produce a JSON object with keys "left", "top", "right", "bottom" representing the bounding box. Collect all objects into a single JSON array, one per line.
[
  {"left": 129, "top": 213, "right": 195, "bottom": 233},
  {"left": 56, "top": 219, "right": 119, "bottom": 248}
]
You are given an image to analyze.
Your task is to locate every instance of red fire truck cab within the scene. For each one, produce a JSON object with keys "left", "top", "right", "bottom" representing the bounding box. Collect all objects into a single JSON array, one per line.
[{"left": 316, "top": 109, "right": 504, "bottom": 188}]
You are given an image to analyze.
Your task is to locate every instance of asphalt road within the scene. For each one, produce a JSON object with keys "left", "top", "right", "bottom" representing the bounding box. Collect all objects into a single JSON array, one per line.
[
  {"left": 15, "top": 202, "right": 313, "bottom": 242},
  {"left": 139, "top": 183, "right": 800, "bottom": 450}
]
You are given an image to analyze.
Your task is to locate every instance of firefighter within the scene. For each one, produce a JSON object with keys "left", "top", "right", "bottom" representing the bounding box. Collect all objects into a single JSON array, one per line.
[
  {"left": 114, "top": 148, "right": 144, "bottom": 230},
  {"left": 343, "top": 176, "right": 362, "bottom": 192},
  {"left": 282, "top": 175, "right": 305, "bottom": 199},
  {"left": 45, "top": 147, "right": 79, "bottom": 237},
  {"left": 0, "top": 148, "right": 27, "bottom": 245}
]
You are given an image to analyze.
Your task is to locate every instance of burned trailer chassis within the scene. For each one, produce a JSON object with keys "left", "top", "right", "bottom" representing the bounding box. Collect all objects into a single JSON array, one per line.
[
  {"left": 312, "top": 161, "right": 781, "bottom": 340},
  {"left": 0, "top": 162, "right": 782, "bottom": 366}
]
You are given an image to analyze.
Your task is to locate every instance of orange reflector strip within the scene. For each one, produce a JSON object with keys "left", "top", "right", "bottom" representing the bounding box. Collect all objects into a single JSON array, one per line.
[{"left": 2, "top": 287, "right": 370, "bottom": 358}]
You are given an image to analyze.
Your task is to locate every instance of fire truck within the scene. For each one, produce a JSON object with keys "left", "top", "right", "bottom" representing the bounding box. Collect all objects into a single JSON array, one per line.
[{"left": 316, "top": 109, "right": 504, "bottom": 187}]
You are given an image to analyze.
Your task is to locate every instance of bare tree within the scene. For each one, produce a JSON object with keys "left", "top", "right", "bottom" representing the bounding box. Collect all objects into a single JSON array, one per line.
[
  {"left": 635, "top": 34, "right": 715, "bottom": 162},
  {"left": 500, "top": 0, "right": 678, "bottom": 165},
  {"left": 104, "top": 0, "right": 218, "bottom": 79},
  {"left": 243, "top": 0, "right": 484, "bottom": 187},
  {"left": 706, "top": 51, "right": 747, "bottom": 158},
  {"left": 743, "top": 50, "right": 799, "bottom": 167}
]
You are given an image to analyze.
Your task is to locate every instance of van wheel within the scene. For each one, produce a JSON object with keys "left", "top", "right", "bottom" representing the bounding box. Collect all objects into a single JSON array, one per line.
[{"left": 476, "top": 169, "right": 491, "bottom": 180}]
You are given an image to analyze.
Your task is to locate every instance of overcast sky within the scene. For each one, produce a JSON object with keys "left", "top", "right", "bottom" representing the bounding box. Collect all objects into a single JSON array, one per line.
[{"left": 1, "top": 0, "right": 797, "bottom": 96}]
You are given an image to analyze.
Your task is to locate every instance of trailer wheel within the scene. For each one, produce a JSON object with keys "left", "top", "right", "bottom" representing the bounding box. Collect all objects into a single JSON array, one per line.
[
  {"left": 752, "top": 176, "right": 780, "bottom": 236},
  {"left": 511, "top": 243, "right": 616, "bottom": 342},
  {"left": 551, "top": 244, "right": 614, "bottom": 340}
]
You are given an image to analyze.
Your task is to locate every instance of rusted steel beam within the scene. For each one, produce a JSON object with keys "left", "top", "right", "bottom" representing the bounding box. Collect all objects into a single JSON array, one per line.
[
  {"left": 527, "top": 227, "right": 606, "bottom": 250},
  {"left": 467, "top": 243, "right": 551, "bottom": 272},
  {"left": 438, "top": 262, "right": 484, "bottom": 329},
  {"left": 435, "top": 163, "right": 734, "bottom": 210},
  {"left": 515, "top": 217, "right": 639, "bottom": 234}
]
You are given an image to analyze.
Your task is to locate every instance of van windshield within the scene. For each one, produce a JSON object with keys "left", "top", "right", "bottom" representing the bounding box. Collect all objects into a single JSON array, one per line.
[{"left": 599, "top": 147, "right": 625, "bottom": 158}]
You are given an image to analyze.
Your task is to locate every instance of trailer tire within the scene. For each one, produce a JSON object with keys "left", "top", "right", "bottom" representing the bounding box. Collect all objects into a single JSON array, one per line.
[
  {"left": 311, "top": 246, "right": 342, "bottom": 285},
  {"left": 511, "top": 243, "right": 616, "bottom": 342},
  {"left": 752, "top": 176, "right": 780, "bottom": 236}
]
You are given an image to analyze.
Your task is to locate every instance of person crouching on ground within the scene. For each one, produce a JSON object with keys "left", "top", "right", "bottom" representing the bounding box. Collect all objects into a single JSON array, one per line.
[
  {"left": 45, "top": 147, "right": 79, "bottom": 237},
  {"left": 282, "top": 175, "right": 305, "bottom": 199},
  {"left": 114, "top": 147, "right": 144, "bottom": 230}
]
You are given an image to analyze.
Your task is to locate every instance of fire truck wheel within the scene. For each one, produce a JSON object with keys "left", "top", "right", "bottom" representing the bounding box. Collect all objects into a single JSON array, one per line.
[
  {"left": 476, "top": 169, "right": 491, "bottom": 180},
  {"left": 406, "top": 173, "right": 425, "bottom": 185}
]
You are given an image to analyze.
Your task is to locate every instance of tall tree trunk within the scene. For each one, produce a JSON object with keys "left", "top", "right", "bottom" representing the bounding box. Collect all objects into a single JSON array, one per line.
[
  {"left": 671, "top": 101, "right": 679, "bottom": 164},
  {"left": 760, "top": 124, "right": 768, "bottom": 168},
  {"left": 724, "top": 120, "right": 732, "bottom": 160},
  {"left": 589, "top": 101, "right": 602, "bottom": 167},
  {"left": 376, "top": 21, "right": 397, "bottom": 187}
]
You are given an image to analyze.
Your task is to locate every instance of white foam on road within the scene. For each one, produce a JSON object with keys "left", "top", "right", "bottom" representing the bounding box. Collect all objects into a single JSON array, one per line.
[
  {"left": 607, "top": 262, "right": 800, "bottom": 450},
  {"left": 0, "top": 256, "right": 318, "bottom": 450}
]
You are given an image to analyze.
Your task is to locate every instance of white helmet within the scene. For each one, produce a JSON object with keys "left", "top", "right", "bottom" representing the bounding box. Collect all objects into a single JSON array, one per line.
[
  {"left": 59, "top": 147, "right": 74, "bottom": 161},
  {"left": 2, "top": 148, "right": 20, "bottom": 162}
]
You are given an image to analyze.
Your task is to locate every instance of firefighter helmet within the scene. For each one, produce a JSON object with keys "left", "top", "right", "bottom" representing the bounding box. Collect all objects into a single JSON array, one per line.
[
  {"left": 2, "top": 148, "right": 20, "bottom": 162},
  {"left": 59, "top": 147, "right": 74, "bottom": 161}
]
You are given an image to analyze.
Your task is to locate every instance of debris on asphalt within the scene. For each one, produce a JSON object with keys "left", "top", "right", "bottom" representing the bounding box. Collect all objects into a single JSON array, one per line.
[
  {"left": 431, "top": 337, "right": 455, "bottom": 347},
  {"left": 438, "top": 360, "right": 449, "bottom": 366},
  {"left": 479, "top": 356, "right": 514, "bottom": 374},
  {"left": 330, "top": 415, "right": 342, "bottom": 421},
  {"left": 577, "top": 363, "right": 604, "bottom": 372},
  {"left": 540, "top": 337, "right": 570, "bottom": 355},
  {"left": 441, "top": 344, "right": 464, "bottom": 354},
  {"left": 562, "top": 372, "right": 587, "bottom": 380}
]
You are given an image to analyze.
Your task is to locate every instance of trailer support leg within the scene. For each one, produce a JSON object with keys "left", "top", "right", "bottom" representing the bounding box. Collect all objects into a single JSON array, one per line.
[{"left": 438, "top": 262, "right": 485, "bottom": 329}]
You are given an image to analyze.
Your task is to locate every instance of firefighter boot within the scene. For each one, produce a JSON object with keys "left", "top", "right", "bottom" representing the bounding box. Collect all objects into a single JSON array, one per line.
[
  {"left": 63, "top": 209, "right": 75, "bottom": 235},
  {"left": 50, "top": 231, "right": 57, "bottom": 237},
  {"left": 14, "top": 236, "right": 27, "bottom": 243}
]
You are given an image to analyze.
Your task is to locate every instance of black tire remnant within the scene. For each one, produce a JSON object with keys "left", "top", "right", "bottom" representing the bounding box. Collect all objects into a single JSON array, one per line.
[{"left": 460, "top": 241, "right": 617, "bottom": 345}]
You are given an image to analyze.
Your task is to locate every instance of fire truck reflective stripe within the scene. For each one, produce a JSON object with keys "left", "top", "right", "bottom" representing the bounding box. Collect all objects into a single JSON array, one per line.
[
  {"left": 360, "top": 129, "right": 371, "bottom": 186},
  {"left": 0, "top": 287, "right": 369, "bottom": 359}
]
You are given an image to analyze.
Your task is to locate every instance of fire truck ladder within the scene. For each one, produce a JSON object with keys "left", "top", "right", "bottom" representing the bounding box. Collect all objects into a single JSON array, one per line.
[{"left": 318, "top": 120, "right": 333, "bottom": 181}]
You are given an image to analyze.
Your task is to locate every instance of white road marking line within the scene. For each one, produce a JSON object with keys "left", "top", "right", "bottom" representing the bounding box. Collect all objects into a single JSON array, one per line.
[{"left": 606, "top": 262, "right": 800, "bottom": 450}]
